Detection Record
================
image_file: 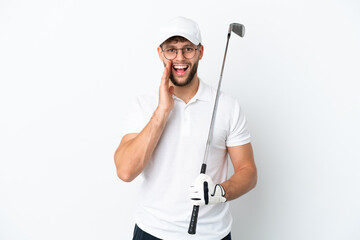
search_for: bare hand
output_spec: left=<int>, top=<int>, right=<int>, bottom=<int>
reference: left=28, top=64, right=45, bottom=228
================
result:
left=158, top=61, right=174, bottom=113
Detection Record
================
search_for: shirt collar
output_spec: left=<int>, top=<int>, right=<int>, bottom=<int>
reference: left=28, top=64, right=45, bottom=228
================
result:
left=193, top=78, right=211, bottom=102
left=172, top=78, right=212, bottom=103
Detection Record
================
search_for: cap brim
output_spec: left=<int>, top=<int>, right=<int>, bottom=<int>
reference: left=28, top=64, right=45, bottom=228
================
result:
left=159, top=32, right=200, bottom=46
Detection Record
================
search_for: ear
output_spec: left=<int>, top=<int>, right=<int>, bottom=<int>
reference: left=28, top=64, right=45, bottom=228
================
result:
left=198, top=45, right=204, bottom=60
left=157, top=46, right=164, bottom=61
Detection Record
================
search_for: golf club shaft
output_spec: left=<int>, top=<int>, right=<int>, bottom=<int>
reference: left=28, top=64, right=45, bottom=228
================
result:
left=188, top=32, right=232, bottom=235
left=203, top=31, right=231, bottom=169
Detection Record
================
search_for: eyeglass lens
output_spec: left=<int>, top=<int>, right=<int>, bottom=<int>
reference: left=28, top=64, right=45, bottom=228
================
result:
left=163, top=47, right=196, bottom=60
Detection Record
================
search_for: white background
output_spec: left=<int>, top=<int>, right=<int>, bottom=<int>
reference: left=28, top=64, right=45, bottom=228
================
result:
left=1, top=0, right=359, bottom=239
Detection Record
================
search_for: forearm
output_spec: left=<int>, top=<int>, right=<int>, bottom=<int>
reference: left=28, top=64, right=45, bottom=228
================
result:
left=114, top=107, right=170, bottom=182
left=221, top=166, right=257, bottom=201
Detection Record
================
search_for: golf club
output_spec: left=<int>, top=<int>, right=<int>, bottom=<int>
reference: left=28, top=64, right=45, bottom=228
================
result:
left=188, top=23, right=245, bottom=235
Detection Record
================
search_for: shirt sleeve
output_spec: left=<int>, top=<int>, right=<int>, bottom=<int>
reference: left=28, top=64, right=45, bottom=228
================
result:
left=226, top=99, right=251, bottom=147
left=120, top=96, right=151, bottom=139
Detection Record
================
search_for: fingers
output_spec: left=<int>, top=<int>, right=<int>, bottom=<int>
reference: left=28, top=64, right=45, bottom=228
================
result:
left=190, top=184, right=204, bottom=206
left=161, top=61, right=172, bottom=87
left=190, top=191, right=201, bottom=199
left=190, top=189, right=205, bottom=206
left=169, top=86, right=174, bottom=94
left=189, top=174, right=215, bottom=206
left=158, top=61, right=174, bottom=112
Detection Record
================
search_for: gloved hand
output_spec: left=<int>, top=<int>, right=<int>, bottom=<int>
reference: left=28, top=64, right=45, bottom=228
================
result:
left=189, top=174, right=227, bottom=206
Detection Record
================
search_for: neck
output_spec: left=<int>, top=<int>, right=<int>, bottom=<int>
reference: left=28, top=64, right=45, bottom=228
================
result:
left=171, top=75, right=200, bottom=104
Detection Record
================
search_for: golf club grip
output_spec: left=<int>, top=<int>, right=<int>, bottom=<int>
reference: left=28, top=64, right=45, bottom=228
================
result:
left=188, top=163, right=206, bottom=234
left=188, top=205, right=199, bottom=234
left=200, top=163, right=207, bottom=174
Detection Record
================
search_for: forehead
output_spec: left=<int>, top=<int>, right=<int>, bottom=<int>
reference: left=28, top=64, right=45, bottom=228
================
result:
left=162, top=38, right=194, bottom=48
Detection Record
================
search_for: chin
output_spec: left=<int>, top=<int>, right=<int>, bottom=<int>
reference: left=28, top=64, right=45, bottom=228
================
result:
left=170, top=76, right=193, bottom=87
left=169, top=61, right=198, bottom=87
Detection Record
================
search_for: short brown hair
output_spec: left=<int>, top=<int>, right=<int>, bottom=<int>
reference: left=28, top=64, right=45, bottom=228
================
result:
left=160, top=36, right=201, bottom=48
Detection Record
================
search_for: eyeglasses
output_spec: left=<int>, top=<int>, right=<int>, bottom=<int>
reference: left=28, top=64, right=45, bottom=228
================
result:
left=161, top=46, right=200, bottom=60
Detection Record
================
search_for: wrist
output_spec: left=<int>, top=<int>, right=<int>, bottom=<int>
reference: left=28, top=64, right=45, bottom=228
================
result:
left=155, top=106, right=172, bottom=117
left=218, top=183, right=228, bottom=201
left=152, top=107, right=171, bottom=125
left=216, top=184, right=227, bottom=201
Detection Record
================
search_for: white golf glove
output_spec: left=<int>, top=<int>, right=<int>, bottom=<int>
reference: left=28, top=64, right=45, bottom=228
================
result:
left=189, top=173, right=227, bottom=206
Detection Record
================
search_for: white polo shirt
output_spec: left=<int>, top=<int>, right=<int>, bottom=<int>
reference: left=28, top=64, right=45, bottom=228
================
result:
left=122, top=79, right=251, bottom=240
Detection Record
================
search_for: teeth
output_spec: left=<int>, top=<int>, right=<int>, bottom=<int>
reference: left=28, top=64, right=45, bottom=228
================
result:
left=173, top=65, right=187, bottom=69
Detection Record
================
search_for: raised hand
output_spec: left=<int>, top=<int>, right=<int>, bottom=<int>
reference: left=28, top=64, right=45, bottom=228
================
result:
left=158, top=61, right=174, bottom=113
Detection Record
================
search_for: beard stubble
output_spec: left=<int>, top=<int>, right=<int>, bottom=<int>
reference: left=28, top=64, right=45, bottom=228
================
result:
left=168, top=61, right=199, bottom=87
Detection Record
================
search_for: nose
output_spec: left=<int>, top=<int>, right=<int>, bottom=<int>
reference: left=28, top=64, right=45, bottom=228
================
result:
left=174, top=49, right=185, bottom=61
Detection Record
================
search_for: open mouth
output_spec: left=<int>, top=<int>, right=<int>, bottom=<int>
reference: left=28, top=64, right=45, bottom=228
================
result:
left=172, top=64, right=189, bottom=76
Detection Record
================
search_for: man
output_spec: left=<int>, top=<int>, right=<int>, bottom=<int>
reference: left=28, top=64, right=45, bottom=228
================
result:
left=114, top=16, right=257, bottom=240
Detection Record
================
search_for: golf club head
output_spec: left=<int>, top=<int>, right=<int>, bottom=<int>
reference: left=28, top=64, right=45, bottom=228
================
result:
left=229, top=23, right=245, bottom=37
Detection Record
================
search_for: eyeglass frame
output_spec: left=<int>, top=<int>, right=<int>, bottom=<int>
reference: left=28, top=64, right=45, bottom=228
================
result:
left=160, top=44, right=201, bottom=60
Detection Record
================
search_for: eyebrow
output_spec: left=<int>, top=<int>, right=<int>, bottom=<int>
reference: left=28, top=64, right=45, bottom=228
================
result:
left=163, top=44, right=195, bottom=49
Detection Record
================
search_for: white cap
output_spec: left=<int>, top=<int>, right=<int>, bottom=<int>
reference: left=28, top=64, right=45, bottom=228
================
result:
left=158, top=16, right=202, bottom=46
